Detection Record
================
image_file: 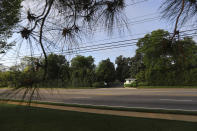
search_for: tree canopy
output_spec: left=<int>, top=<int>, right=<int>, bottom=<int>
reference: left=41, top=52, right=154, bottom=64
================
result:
left=12, top=0, right=127, bottom=80
left=115, top=55, right=130, bottom=82
left=70, top=55, right=95, bottom=87
left=47, top=54, right=69, bottom=80
left=96, top=58, right=116, bottom=84
left=1, top=0, right=197, bottom=101
left=131, top=29, right=197, bottom=86
left=0, top=0, right=22, bottom=53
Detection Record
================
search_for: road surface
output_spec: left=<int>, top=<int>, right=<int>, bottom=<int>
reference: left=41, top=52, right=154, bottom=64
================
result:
left=0, top=88, right=197, bottom=111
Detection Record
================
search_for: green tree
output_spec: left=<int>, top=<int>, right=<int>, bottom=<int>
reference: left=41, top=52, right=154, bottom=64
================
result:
left=0, top=71, right=11, bottom=87
left=20, top=57, right=44, bottom=87
left=0, top=0, right=22, bottom=53
left=40, top=54, right=70, bottom=87
left=71, top=55, right=95, bottom=87
left=129, top=52, right=145, bottom=79
left=134, top=29, right=197, bottom=86
left=47, top=54, right=69, bottom=80
left=17, top=0, right=127, bottom=80
left=115, top=55, right=130, bottom=82
left=96, top=58, right=116, bottom=84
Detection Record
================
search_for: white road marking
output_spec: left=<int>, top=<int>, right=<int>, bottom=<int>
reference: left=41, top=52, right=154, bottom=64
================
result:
left=160, top=99, right=193, bottom=102
left=71, top=97, right=91, bottom=99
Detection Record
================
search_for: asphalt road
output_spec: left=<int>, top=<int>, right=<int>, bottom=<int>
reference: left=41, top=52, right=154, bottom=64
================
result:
left=0, top=88, right=197, bottom=111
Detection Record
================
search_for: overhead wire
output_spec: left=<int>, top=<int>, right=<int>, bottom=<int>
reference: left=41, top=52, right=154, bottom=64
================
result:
left=1, top=32, right=196, bottom=65
left=2, top=0, right=197, bottom=64
left=1, top=28, right=197, bottom=62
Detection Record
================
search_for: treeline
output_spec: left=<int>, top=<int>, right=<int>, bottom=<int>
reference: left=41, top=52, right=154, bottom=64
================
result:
left=132, top=30, right=197, bottom=86
left=0, top=55, right=131, bottom=88
left=0, top=29, right=197, bottom=88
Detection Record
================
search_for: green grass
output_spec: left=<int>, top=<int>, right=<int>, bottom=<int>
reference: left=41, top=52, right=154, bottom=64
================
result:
left=0, top=104, right=197, bottom=131
left=138, top=86, right=197, bottom=88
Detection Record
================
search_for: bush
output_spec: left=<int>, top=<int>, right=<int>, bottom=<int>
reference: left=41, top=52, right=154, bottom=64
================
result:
left=138, top=82, right=148, bottom=86
left=92, top=82, right=105, bottom=88
left=108, top=80, right=123, bottom=87
left=124, top=82, right=137, bottom=87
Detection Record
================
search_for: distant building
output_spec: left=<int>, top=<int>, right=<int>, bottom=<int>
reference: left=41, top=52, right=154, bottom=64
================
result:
left=124, top=78, right=136, bottom=85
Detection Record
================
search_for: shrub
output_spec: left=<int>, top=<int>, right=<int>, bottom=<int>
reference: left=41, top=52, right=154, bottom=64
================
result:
left=138, top=82, right=148, bottom=86
left=108, top=80, right=123, bottom=87
left=124, top=82, right=137, bottom=87
left=92, top=82, right=105, bottom=88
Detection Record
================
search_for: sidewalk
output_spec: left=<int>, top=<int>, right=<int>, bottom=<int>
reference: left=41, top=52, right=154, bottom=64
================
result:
left=2, top=101, right=197, bottom=123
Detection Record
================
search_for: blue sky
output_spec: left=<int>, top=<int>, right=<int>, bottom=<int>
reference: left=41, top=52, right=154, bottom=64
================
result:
left=1, top=0, right=197, bottom=67
left=81, top=0, right=197, bottom=65
left=81, top=0, right=168, bottom=64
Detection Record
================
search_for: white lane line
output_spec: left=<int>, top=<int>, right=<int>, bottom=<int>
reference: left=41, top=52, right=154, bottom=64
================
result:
left=71, top=97, right=91, bottom=99
left=160, top=99, right=193, bottom=102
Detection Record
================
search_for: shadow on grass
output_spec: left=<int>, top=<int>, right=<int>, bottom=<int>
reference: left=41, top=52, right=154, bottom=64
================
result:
left=0, top=103, right=197, bottom=131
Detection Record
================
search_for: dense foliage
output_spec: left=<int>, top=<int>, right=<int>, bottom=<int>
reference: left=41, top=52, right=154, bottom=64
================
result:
left=0, top=30, right=197, bottom=88
left=70, top=55, right=95, bottom=87
left=132, top=29, right=197, bottom=86
left=96, top=58, right=116, bottom=85
left=0, top=55, right=112, bottom=88
left=0, top=0, right=22, bottom=53
left=115, top=55, right=130, bottom=82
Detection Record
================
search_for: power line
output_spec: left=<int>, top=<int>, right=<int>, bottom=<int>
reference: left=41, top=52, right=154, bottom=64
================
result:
left=45, top=13, right=195, bottom=44
left=31, top=28, right=197, bottom=54
left=45, top=14, right=160, bottom=34
left=42, top=27, right=197, bottom=56
left=50, top=33, right=197, bottom=55
left=3, top=29, right=197, bottom=59
left=75, top=23, right=197, bottom=46
left=2, top=33, right=196, bottom=64
left=44, top=0, right=153, bottom=33
left=1, top=30, right=197, bottom=62
left=89, top=16, right=161, bottom=33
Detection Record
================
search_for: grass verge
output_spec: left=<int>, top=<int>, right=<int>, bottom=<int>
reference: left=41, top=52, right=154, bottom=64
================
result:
left=0, top=103, right=197, bottom=131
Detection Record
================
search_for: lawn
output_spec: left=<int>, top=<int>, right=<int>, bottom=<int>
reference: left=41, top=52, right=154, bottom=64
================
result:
left=0, top=104, right=197, bottom=131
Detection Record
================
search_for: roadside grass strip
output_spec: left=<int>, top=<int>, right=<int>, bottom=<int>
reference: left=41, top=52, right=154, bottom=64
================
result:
left=0, top=103, right=197, bottom=131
